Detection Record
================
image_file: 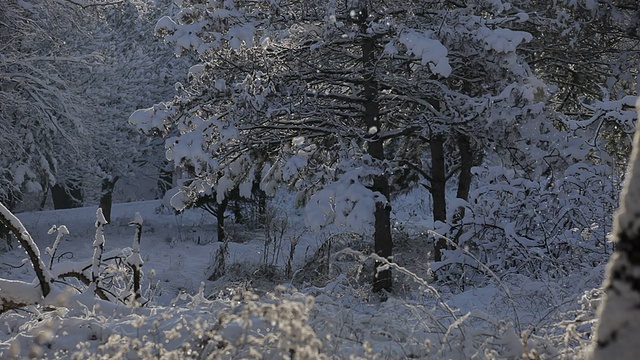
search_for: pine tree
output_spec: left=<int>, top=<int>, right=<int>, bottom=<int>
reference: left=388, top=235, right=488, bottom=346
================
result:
left=133, top=0, right=546, bottom=292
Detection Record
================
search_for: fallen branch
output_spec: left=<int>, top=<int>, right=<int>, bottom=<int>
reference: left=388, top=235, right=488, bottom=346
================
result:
left=0, top=278, right=41, bottom=313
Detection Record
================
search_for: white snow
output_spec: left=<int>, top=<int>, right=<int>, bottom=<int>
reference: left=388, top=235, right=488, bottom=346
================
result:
left=45, top=225, right=68, bottom=258
left=475, top=27, right=533, bottom=53
left=128, top=102, right=175, bottom=135
left=188, top=63, right=205, bottom=79
left=130, top=212, right=143, bottom=227
left=612, top=97, right=640, bottom=237
left=226, top=23, right=256, bottom=49
left=388, top=30, right=452, bottom=77
left=0, top=196, right=607, bottom=358
left=0, top=202, right=53, bottom=287
left=305, top=169, right=377, bottom=234
left=292, top=136, right=305, bottom=147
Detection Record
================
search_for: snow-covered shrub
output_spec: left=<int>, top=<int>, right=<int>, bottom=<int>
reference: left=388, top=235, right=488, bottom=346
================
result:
left=0, top=203, right=148, bottom=311
left=424, top=161, right=616, bottom=356
left=65, top=286, right=325, bottom=360
left=438, top=163, right=616, bottom=286
left=208, top=237, right=229, bottom=281
left=293, top=231, right=372, bottom=289
left=262, top=205, right=290, bottom=267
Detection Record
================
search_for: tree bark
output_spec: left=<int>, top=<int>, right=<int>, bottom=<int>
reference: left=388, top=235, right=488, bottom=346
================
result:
left=0, top=195, right=17, bottom=248
left=591, top=116, right=640, bottom=359
left=455, top=135, right=473, bottom=212
left=360, top=14, right=393, bottom=293
left=217, top=197, right=229, bottom=242
left=99, top=176, right=119, bottom=224
left=451, top=135, right=475, bottom=245
left=39, top=184, right=49, bottom=210
left=158, top=161, right=173, bottom=197
left=254, top=180, right=267, bottom=223
left=431, top=135, right=447, bottom=262
left=52, top=181, right=83, bottom=209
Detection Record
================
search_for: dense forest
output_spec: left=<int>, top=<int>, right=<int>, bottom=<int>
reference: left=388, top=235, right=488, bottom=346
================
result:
left=1, top=0, right=640, bottom=358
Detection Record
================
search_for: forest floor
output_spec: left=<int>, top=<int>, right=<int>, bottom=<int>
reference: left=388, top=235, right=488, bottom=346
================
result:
left=0, top=193, right=601, bottom=358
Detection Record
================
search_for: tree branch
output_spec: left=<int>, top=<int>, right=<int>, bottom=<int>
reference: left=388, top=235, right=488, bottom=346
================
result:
left=0, top=202, right=52, bottom=297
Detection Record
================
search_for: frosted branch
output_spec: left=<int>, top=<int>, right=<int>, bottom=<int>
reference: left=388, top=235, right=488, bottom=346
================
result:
left=0, top=202, right=52, bottom=297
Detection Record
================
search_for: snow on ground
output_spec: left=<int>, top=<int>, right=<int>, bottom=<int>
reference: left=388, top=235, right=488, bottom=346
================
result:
left=0, top=192, right=597, bottom=358
left=0, top=200, right=319, bottom=304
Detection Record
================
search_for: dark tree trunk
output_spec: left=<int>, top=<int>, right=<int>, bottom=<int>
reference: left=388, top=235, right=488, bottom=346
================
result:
left=217, top=197, right=229, bottom=242
left=360, top=14, right=393, bottom=293
left=452, top=135, right=477, bottom=244
left=51, top=181, right=83, bottom=210
left=372, top=180, right=393, bottom=292
left=254, top=180, right=267, bottom=223
left=455, top=135, right=473, bottom=208
left=99, top=176, right=119, bottom=224
left=431, top=135, right=447, bottom=262
left=195, top=193, right=230, bottom=242
left=39, top=184, right=49, bottom=210
left=0, top=222, right=9, bottom=242
left=231, top=197, right=244, bottom=224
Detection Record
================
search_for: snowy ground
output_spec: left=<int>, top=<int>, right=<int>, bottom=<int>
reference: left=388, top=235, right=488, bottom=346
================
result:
left=0, top=193, right=600, bottom=359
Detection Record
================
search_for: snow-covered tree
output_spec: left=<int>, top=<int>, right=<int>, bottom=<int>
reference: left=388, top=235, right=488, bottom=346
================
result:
left=525, top=1, right=639, bottom=112
left=78, top=0, right=189, bottom=221
left=507, top=1, right=639, bottom=174
left=590, top=99, right=640, bottom=359
left=422, top=0, right=639, bottom=276
left=0, top=0, right=92, bottom=209
left=133, top=0, right=549, bottom=291
left=0, top=0, right=187, bottom=216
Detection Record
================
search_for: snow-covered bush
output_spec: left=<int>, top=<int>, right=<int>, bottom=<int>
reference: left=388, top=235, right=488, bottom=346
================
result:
left=3, top=265, right=561, bottom=359
left=7, top=286, right=325, bottom=359
left=438, top=163, right=616, bottom=278
left=0, top=202, right=148, bottom=311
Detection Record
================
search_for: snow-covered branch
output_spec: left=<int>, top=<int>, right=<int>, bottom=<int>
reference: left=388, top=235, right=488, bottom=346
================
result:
left=0, top=203, right=148, bottom=311
left=0, top=202, right=52, bottom=298
left=126, top=212, right=144, bottom=304
left=91, top=209, right=107, bottom=288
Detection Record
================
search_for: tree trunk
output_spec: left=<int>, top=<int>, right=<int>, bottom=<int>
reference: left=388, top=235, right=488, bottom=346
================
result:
left=360, top=14, right=393, bottom=293
left=431, top=135, right=447, bottom=262
left=217, top=197, right=229, bottom=242
left=254, top=180, right=267, bottom=224
left=450, top=135, right=475, bottom=244
left=372, top=179, right=393, bottom=292
left=39, top=184, right=49, bottom=210
left=51, top=181, right=83, bottom=210
left=158, top=161, right=173, bottom=197
left=99, top=176, right=119, bottom=224
left=455, top=135, right=473, bottom=212
left=591, top=116, right=640, bottom=359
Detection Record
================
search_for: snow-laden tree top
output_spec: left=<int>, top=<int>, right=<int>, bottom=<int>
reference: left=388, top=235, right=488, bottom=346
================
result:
left=131, top=0, right=545, bottom=234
